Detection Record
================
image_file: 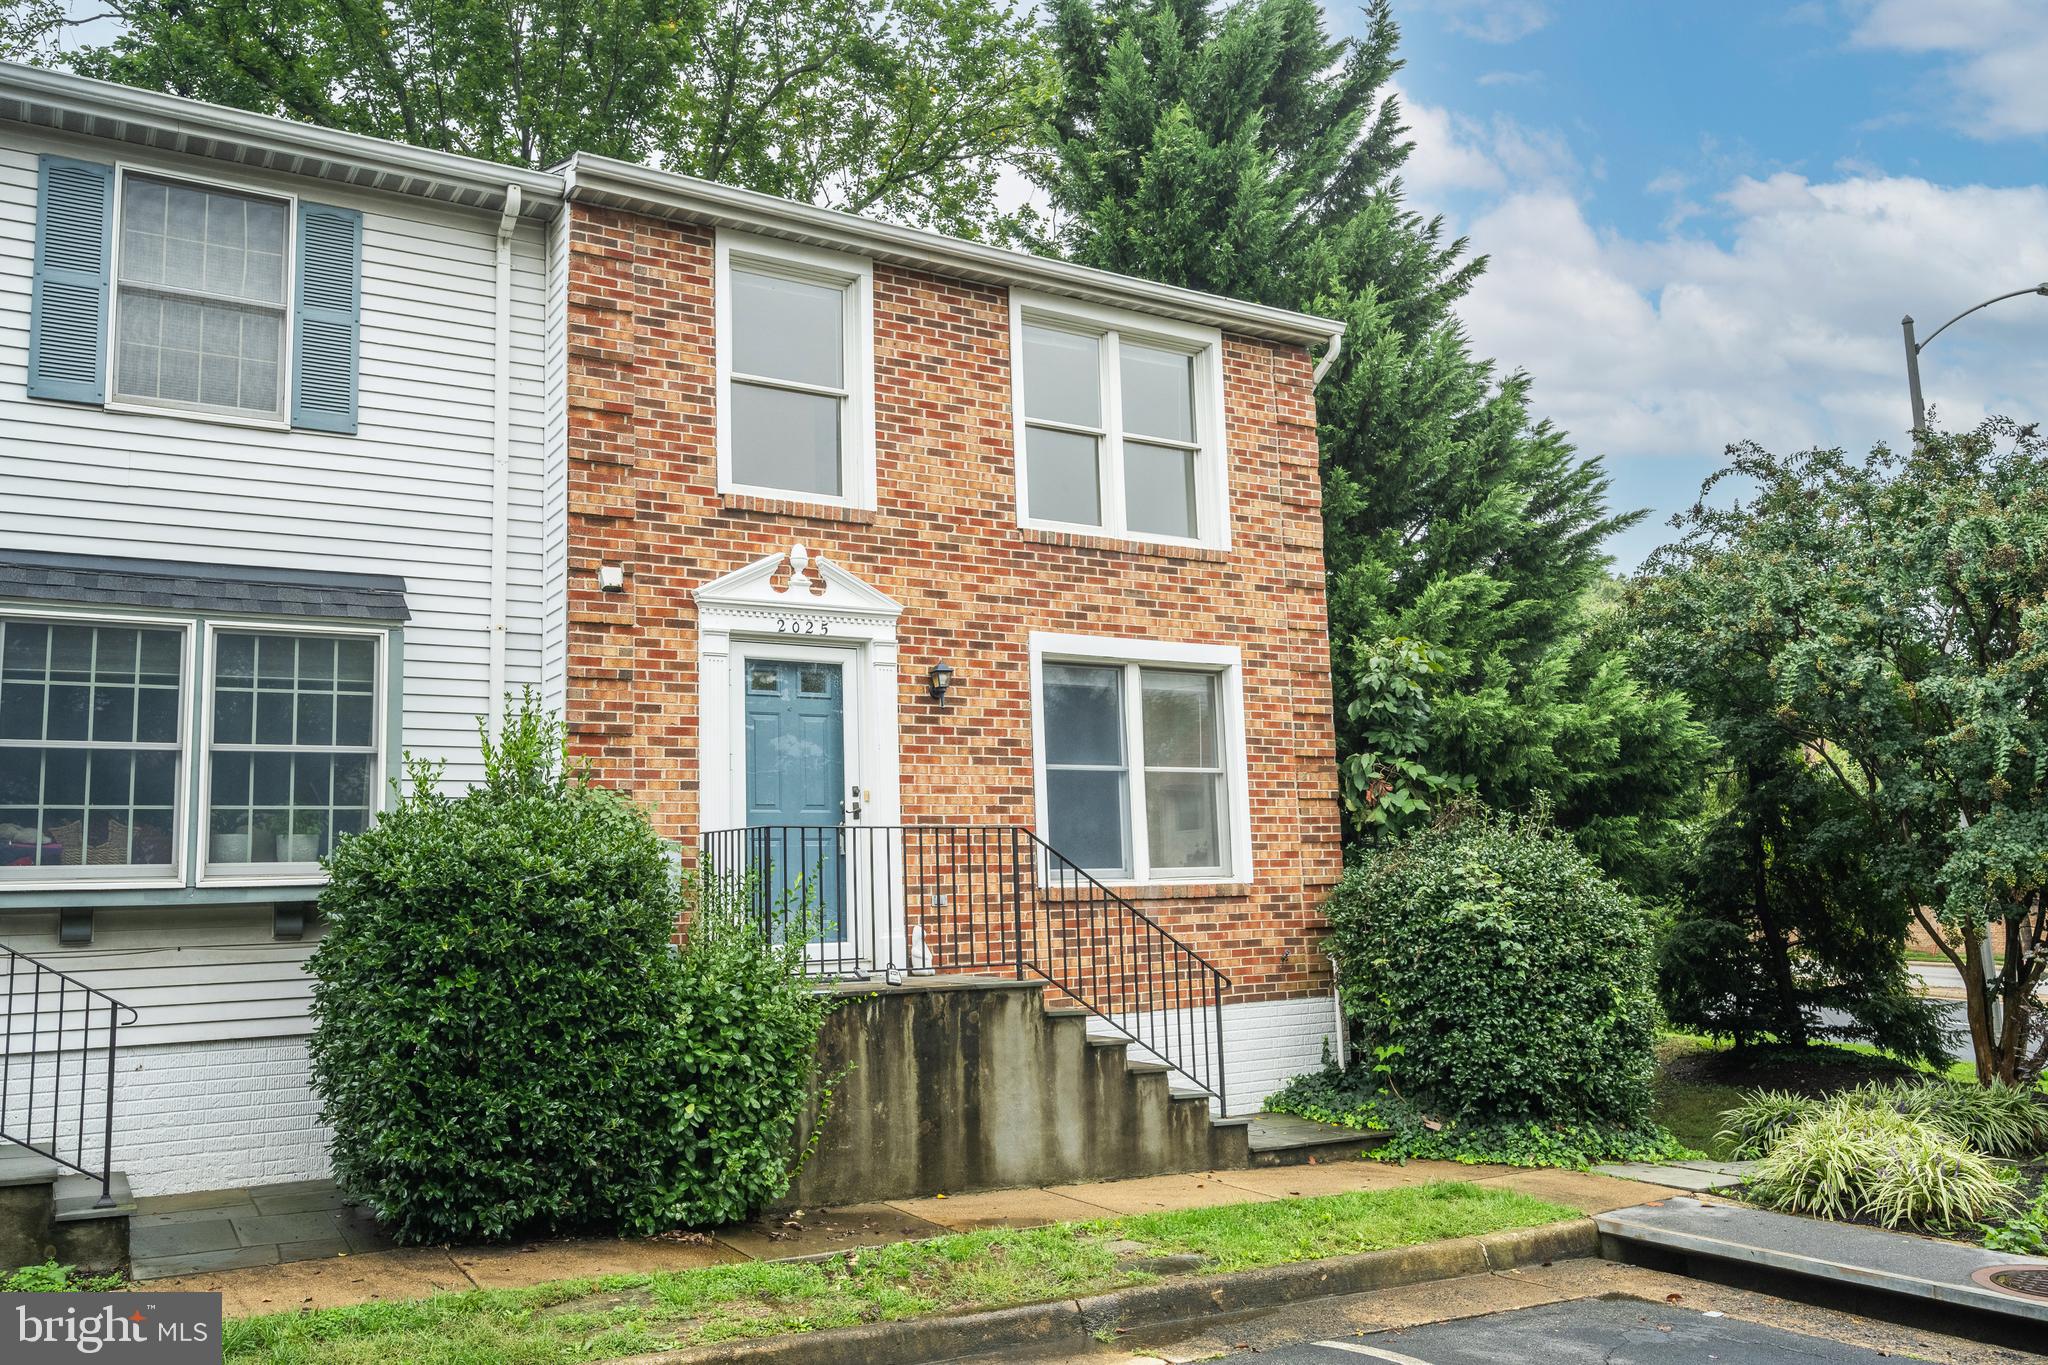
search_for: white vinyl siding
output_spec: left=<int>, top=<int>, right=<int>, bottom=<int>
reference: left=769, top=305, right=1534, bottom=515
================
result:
left=1, top=139, right=550, bottom=787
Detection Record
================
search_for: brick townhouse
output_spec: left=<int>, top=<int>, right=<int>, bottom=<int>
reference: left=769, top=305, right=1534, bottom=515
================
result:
left=0, top=63, right=1348, bottom=1211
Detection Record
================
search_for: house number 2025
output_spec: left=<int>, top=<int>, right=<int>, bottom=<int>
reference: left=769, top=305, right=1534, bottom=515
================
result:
left=776, top=616, right=830, bottom=636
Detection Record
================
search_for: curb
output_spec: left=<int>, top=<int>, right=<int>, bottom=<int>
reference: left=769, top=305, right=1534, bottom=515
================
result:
left=627, top=1218, right=1598, bottom=1364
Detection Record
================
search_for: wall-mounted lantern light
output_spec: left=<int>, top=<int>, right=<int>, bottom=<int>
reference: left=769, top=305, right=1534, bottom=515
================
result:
left=927, top=662, right=955, bottom=703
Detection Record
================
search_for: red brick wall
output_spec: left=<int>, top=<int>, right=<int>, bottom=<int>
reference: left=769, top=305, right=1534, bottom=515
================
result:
left=563, top=205, right=1342, bottom=1003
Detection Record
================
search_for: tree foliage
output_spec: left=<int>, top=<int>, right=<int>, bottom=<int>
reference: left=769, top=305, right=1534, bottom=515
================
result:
left=1634, top=419, right=2048, bottom=1083
left=1031, top=0, right=1706, bottom=881
left=7, top=0, right=1050, bottom=234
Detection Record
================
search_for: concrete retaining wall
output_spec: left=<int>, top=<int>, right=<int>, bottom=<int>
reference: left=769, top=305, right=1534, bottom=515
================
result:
left=785, top=978, right=1244, bottom=1208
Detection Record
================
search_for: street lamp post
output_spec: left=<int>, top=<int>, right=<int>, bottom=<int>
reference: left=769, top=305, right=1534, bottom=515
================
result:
left=1900, top=283, right=2048, bottom=434
left=1899, top=283, right=2047, bottom=1037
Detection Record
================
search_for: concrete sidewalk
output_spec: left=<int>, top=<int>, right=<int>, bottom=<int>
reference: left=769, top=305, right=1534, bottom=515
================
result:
left=137, top=1161, right=1682, bottom=1316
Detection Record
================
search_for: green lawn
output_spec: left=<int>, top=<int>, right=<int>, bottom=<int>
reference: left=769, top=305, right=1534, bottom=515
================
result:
left=1651, top=1034, right=1750, bottom=1159
left=223, top=1183, right=1577, bottom=1365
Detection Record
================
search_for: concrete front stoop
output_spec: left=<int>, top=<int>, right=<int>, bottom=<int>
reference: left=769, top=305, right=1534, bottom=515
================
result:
left=0, top=1148, right=135, bottom=1277
left=782, top=976, right=1373, bottom=1209
left=1597, top=1195, right=2048, bottom=1352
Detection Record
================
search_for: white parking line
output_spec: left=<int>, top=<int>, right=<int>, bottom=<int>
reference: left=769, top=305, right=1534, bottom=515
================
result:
left=1314, top=1341, right=1435, bottom=1364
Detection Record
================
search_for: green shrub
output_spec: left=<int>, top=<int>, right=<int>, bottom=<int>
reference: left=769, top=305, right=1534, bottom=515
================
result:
left=1323, top=806, right=1661, bottom=1132
left=1983, top=1186, right=2048, bottom=1255
left=1748, top=1100, right=2015, bottom=1231
left=1880, top=1080, right=2048, bottom=1160
left=668, top=882, right=834, bottom=1227
left=1267, top=1059, right=1690, bottom=1169
left=2, top=1260, right=123, bottom=1292
left=1716, top=1090, right=1819, bottom=1159
left=1726, top=1079, right=2048, bottom=1162
left=310, top=696, right=827, bottom=1243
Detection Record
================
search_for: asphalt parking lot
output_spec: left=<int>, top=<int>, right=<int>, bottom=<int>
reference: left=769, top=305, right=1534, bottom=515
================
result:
left=1229, top=1297, right=1926, bottom=1364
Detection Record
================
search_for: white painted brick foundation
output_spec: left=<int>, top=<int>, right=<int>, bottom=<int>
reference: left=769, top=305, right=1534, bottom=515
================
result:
left=112, top=1036, right=331, bottom=1196
left=1089, top=992, right=1342, bottom=1115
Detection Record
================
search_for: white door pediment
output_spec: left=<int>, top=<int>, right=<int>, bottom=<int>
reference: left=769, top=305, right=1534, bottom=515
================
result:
left=693, top=543, right=902, bottom=627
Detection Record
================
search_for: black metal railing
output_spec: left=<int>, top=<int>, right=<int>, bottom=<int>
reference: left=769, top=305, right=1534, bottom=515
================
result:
left=0, top=941, right=137, bottom=1207
left=699, top=824, right=1230, bottom=1108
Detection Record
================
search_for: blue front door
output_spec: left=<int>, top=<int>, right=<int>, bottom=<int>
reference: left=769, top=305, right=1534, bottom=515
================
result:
left=744, top=658, right=847, bottom=944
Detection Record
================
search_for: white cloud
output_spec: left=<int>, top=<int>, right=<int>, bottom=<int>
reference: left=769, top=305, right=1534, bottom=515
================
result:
left=1390, top=91, right=2048, bottom=565
left=1432, top=0, right=1552, bottom=44
left=1847, top=0, right=2048, bottom=138
left=1455, top=171, right=2048, bottom=470
left=1395, top=88, right=1579, bottom=200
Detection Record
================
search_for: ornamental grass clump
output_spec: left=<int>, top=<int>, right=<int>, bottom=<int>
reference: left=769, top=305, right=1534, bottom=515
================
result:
left=1716, top=1089, right=1817, bottom=1160
left=1747, top=1099, right=2015, bottom=1232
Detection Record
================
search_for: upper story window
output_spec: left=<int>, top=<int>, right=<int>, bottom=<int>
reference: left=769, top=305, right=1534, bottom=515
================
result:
left=715, top=232, right=875, bottom=508
left=26, top=155, right=364, bottom=434
left=1011, top=292, right=1228, bottom=548
left=114, top=175, right=291, bottom=422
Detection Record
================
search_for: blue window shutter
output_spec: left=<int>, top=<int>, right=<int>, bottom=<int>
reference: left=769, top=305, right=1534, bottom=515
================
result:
left=291, top=202, right=362, bottom=433
left=28, top=156, right=114, bottom=404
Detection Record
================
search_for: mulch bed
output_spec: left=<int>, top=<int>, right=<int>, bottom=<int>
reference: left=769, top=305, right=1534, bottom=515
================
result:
left=1662, top=1043, right=1915, bottom=1100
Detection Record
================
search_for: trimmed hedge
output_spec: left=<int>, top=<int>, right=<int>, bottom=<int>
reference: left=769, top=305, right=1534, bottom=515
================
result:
left=309, top=698, right=827, bottom=1243
left=1323, top=805, right=1660, bottom=1130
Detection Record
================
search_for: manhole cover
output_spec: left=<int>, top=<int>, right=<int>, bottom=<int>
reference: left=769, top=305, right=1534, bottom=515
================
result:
left=1971, top=1264, right=2048, bottom=1300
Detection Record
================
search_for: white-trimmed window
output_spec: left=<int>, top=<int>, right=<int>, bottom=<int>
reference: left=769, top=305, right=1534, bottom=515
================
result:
left=112, top=171, right=293, bottom=423
left=0, top=616, right=188, bottom=883
left=0, top=609, right=388, bottom=891
left=715, top=232, right=875, bottom=507
left=201, top=627, right=382, bottom=879
left=1011, top=291, right=1228, bottom=547
left=1030, top=634, right=1250, bottom=884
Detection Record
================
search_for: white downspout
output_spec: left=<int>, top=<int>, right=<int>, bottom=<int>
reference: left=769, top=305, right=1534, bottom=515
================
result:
left=1312, top=328, right=1344, bottom=385
left=487, top=184, right=521, bottom=737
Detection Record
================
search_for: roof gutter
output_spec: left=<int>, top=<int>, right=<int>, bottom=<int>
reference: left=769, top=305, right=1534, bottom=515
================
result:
left=0, top=60, right=562, bottom=217
left=562, top=155, right=1346, bottom=351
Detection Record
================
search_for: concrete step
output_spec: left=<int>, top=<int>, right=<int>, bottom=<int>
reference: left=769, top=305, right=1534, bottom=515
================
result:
left=0, top=1148, right=62, bottom=1189
left=1598, top=1196, right=2048, bottom=1346
left=1244, top=1111, right=1388, bottom=1167
left=52, top=1171, right=134, bottom=1221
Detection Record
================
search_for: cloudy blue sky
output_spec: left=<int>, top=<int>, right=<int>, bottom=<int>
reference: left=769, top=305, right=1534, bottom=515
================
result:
left=1372, top=0, right=2048, bottom=568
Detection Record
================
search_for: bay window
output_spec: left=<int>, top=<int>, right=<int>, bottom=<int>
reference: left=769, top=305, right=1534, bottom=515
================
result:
left=0, top=607, right=390, bottom=890
left=0, top=618, right=186, bottom=880
left=1032, top=635, right=1248, bottom=884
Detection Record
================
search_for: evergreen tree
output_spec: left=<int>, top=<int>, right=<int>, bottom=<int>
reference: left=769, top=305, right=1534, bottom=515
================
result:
left=1033, top=0, right=1706, bottom=884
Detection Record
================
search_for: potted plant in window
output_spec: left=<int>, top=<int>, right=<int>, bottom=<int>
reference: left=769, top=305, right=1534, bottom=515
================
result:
left=263, top=812, right=321, bottom=864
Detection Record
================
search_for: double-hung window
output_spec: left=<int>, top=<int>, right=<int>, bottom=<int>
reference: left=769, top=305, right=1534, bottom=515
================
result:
left=1032, top=636, right=1248, bottom=884
left=1012, top=293, right=1227, bottom=547
left=716, top=233, right=874, bottom=506
left=0, top=608, right=390, bottom=890
left=203, top=629, right=381, bottom=875
left=114, top=174, right=290, bottom=422
left=26, top=156, right=364, bottom=432
left=0, top=618, right=186, bottom=881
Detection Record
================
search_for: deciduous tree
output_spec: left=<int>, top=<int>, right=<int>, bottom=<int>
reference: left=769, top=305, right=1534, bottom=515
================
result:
left=1636, top=420, right=2048, bottom=1083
